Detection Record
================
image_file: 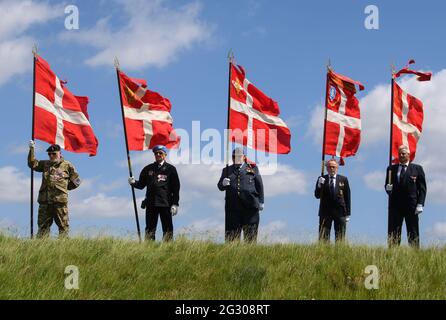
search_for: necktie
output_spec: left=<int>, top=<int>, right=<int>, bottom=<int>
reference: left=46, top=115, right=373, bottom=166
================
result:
left=400, top=165, right=407, bottom=182
left=330, top=176, right=335, bottom=195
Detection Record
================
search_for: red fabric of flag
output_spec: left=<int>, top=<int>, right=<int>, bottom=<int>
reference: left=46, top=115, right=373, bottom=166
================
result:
left=229, top=63, right=291, bottom=154
left=118, top=71, right=180, bottom=150
left=324, top=69, right=364, bottom=159
left=392, top=81, right=424, bottom=162
left=34, top=55, right=98, bottom=156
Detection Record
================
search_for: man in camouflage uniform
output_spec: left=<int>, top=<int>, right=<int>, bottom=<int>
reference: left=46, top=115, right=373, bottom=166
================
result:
left=28, top=141, right=81, bottom=238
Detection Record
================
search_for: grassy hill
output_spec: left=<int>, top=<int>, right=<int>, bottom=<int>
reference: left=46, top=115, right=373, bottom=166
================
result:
left=0, top=235, right=445, bottom=299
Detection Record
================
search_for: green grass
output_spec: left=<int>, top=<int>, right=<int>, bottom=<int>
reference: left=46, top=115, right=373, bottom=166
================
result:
left=0, top=235, right=445, bottom=299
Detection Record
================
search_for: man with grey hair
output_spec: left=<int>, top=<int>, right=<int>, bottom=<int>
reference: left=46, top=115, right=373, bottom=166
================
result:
left=385, top=145, right=427, bottom=248
left=315, top=158, right=351, bottom=243
left=218, top=147, right=264, bottom=242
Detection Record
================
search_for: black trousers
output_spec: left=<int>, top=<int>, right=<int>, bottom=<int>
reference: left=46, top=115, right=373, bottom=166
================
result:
left=145, top=206, right=173, bottom=241
left=388, top=209, right=419, bottom=248
left=225, top=208, right=259, bottom=243
left=319, top=216, right=347, bottom=243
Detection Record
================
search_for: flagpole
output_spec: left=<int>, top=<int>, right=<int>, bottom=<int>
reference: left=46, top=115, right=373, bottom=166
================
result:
left=30, top=46, right=37, bottom=239
left=115, top=58, right=142, bottom=242
left=225, top=50, right=234, bottom=171
left=320, top=63, right=331, bottom=176
left=387, top=65, right=396, bottom=185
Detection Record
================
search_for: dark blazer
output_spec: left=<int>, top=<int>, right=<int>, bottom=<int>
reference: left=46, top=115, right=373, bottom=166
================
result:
left=218, top=163, right=264, bottom=210
left=315, top=174, right=351, bottom=217
left=133, top=162, right=180, bottom=207
left=385, top=163, right=426, bottom=215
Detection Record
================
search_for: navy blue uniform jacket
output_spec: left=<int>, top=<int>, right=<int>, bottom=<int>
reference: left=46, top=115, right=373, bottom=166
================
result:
left=133, top=162, right=180, bottom=208
left=315, top=174, right=351, bottom=217
left=218, top=163, right=264, bottom=210
left=385, top=163, right=426, bottom=215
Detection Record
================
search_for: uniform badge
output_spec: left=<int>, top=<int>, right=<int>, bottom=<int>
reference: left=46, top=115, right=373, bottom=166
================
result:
left=339, top=182, right=344, bottom=187
left=410, top=176, right=417, bottom=182
left=157, top=174, right=167, bottom=182
left=148, top=170, right=154, bottom=176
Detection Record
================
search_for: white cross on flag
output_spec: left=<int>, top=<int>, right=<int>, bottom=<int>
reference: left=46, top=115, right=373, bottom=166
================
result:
left=34, top=55, right=98, bottom=156
left=324, top=69, right=364, bottom=160
left=392, top=81, right=424, bottom=162
left=118, top=71, right=180, bottom=151
left=229, top=63, right=291, bottom=154
left=391, top=60, right=431, bottom=162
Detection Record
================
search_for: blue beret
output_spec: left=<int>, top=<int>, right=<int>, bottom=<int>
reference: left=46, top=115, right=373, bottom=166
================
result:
left=152, top=145, right=167, bottom=154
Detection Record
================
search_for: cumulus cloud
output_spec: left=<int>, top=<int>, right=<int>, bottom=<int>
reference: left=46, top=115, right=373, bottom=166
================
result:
left=0, top=166, right=30, bottom=203
left=0, top=0, right=62, bottom=85
left=70, top=193, right=136, bottom=218
left=362, top=170, right=385, bottom=192
left=61, top=0, right=212, bottom=69
left=177, top=218, right=293, bottom=243
left=431, top=222, right=446, bottom=238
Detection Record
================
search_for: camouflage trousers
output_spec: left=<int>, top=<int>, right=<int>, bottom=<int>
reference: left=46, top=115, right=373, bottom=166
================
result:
left=37, top=204, right=69, bottom=238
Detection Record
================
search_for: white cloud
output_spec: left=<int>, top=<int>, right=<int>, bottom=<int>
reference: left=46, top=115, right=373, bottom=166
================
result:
left=431, top=222, right=446, bottom=238
left=177, top=218, right=293, bottom=244
left=61, top=0, right=212, bottom=69
left=258, top=220, right=292, bottom=243
left=0, top=0, right=62, bottom=85
left=261, top=164, right=308, bottom=197
left=71, top=193, right=136, bottom=218
left=177, top=218, right=224, bottom=241
left=306, top=104, right=324, bottom=145
left=0, top=166, right=30, bottom=203
left=363, top=170, right=385, bottom=192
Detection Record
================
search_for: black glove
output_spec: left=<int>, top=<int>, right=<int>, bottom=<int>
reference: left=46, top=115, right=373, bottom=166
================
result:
left=141, top=199, right=147, bottom=209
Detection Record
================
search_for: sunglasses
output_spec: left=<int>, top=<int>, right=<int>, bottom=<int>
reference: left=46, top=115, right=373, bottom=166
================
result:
left=48, top=152, right=57, bottom=156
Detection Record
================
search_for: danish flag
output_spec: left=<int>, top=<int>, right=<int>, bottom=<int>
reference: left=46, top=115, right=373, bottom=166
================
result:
left=391, top=60, right=431, bottom=162
left=324, top=69, right=364, bottom=160
left=34, top=55, right=98, bottom=156
left=229, top=63, right=291, bottom=154
left=118, top=71, right=180, bottom=150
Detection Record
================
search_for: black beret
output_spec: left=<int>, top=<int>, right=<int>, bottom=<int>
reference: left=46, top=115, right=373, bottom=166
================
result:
left=46, top=144, right=61, bottom=152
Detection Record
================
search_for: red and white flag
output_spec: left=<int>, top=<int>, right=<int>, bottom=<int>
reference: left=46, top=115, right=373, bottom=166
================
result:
left=229, top=63, right=291, bottom=154
left=118, top=71, right=180, bottom=150
left=324, top=69, right=364, bottom=160
left=391, top=81, right=424, bottom=162
left=394, top=59, right=432, bottom=82
left=34, top=55, right=98, bottom=156
left=391, top=60, right=430, bottom=162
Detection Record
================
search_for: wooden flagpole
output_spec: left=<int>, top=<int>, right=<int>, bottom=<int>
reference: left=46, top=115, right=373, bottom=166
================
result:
left=320, top=60, right=331, bottom=176
left=30, top=45, right=38, bottom=239
left=115, top=58, right=142, bottom=242
left=387, top=65, right=396, bottom=185
left=225, top=50, right=234, bottom=172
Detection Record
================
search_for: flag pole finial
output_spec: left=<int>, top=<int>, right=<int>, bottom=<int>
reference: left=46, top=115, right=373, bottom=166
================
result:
left=227, top=49, right=234, bottom=64
left=114, top=57, right=120, bottom=69
left=327, top=58, right=332, bottom=71
left=32, top=44, right=38, bottom=57
left=391, top=63, right=396, bottom=77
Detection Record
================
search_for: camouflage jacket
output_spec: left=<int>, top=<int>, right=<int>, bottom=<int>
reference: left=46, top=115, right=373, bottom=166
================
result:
left=28, top=148, right=81, bottom=204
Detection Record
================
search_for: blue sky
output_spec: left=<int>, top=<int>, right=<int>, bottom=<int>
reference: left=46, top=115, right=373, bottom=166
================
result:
left=1, top=0, right=446, bottom=245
